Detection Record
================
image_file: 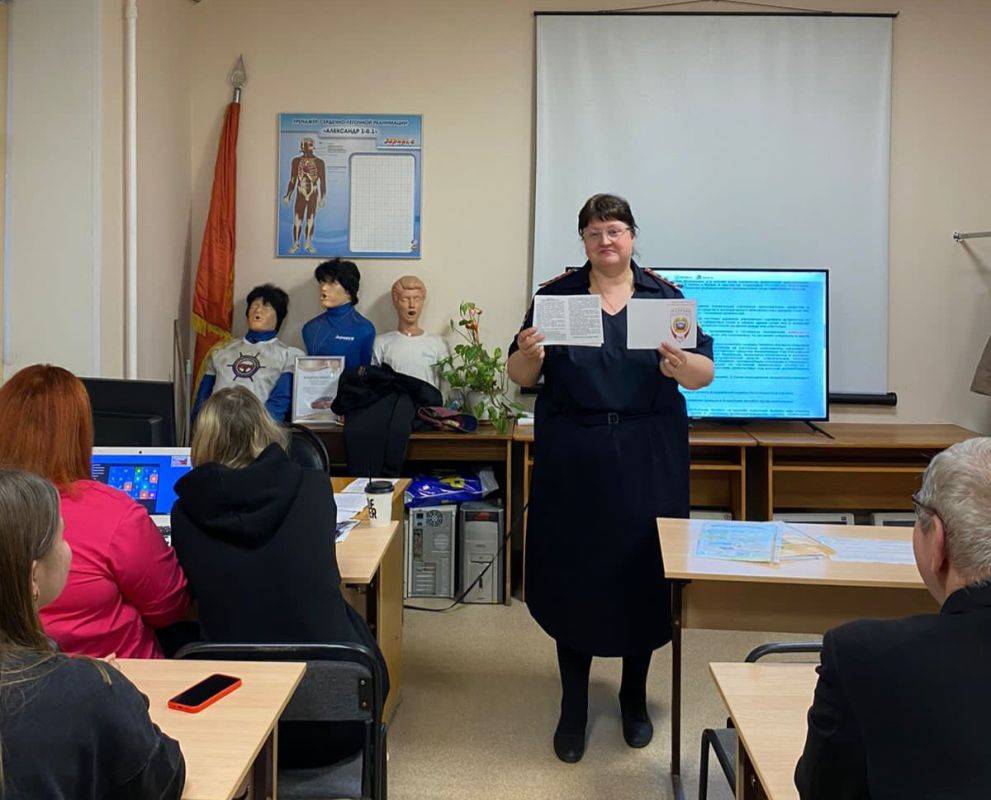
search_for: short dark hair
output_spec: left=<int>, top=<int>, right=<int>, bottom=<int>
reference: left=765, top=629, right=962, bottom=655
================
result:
left=245, top=283, right=289, bottom=332
left=314, top=258, right=361, bottom=304
left=577, top=193, right=638, bottom=237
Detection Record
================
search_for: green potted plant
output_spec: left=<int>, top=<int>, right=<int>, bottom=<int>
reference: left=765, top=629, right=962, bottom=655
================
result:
left=435, top=302, right=522, bottom=434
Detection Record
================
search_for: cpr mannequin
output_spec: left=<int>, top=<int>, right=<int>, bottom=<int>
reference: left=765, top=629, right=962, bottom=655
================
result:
left=193, top=284, right=304, bottom=422
left=372, top=275, right=449, bottom=389
left=301, top=259, right=376, bottom=367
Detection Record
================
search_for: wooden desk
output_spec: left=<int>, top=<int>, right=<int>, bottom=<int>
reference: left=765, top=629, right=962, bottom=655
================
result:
left=709, top=663, right=816, bottom=800
left=314, top=425, right=514, bottom=604
left=117, top=659, right=305, bottom=800
left=659, top=518, right=936, bottom=799
left=332, top=477, right=407, bottom=722
left=746, top=423, right=978, bottom=519
left=512, top=423, right=754, bottom=599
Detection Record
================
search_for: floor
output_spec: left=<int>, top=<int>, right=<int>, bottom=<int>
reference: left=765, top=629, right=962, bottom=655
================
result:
left=388, top=601, right=820, bottom=800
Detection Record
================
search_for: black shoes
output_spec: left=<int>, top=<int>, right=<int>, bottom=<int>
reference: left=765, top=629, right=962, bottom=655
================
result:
left=619, top=695, right=654, bottom=748
left=553, top=698, right=654, bottom=761
left=553, top=722, right=587, bottom=763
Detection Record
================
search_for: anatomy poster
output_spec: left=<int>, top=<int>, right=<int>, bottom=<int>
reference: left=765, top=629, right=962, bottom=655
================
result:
left=277, top=113, right=422, bottom=259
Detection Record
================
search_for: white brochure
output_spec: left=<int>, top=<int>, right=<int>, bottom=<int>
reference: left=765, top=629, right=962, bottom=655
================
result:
left=533, top=295, right=604, bottom=347
left=627, top=298, right=697, bottom=350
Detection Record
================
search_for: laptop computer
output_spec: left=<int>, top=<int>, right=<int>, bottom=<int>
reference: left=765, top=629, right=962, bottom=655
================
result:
left=90, top=447, right=193, bottom=543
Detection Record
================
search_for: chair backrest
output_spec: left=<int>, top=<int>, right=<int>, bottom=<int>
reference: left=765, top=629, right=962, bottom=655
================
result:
left=175, top=642, right=385, bottom=799
left=286, top=424, right=330, bottom=475
left=745, top=642, right=823, bottom=663
left=173, top=641, right=384, bottom=723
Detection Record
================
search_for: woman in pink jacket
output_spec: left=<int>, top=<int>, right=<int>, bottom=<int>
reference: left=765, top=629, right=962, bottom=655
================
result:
left=0, top=365, right=190, bottom=658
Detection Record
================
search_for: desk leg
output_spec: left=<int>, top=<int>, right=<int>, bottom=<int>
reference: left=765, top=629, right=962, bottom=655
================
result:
left=378, top=525, right=404, bottom=723
left=737, top=738, right=767, bottom=800
left=250, top=728, right=275, bottom=799
left=504, top=439, right=513, bottom=606
left=671, top=579, right=685, bottom=800
left=521, top=441, right=531, bottom=602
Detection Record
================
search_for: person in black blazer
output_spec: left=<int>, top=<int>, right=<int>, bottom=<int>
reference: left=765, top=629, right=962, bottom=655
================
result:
left=171, top=386, right=387, bottom=766
left=796, top=436, right=991, bottom=800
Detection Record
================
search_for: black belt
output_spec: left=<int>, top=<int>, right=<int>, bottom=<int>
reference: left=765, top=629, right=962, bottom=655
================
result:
left=562, top=410, right=657, bottom=427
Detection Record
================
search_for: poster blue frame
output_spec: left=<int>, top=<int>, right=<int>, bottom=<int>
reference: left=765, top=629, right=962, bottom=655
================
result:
left=276, top=113, right=422, bottom=259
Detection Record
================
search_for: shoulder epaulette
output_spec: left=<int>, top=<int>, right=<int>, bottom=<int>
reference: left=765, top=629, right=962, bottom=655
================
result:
left=539, top=269, right=574, bottom=288
left=643, top=267, right=681, bottom=290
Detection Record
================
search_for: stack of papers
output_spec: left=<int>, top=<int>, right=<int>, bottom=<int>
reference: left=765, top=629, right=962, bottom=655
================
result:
left=695, top=522, right=915, bottom=566
left=334, top=492, right=369, bottom=524
left=335, top=520, right=359, bottom=543
left=696, top=522, right=781, bottom=563
left=812, top=535, right=915, bottom=565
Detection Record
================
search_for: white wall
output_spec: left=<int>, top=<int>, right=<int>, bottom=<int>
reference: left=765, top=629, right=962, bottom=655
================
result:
left=6, top=0, right=991, bottom=433
left=5, top=0, right=102, bottom=377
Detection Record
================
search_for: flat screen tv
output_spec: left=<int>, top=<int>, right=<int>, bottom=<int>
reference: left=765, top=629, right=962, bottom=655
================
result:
left=657, top=268, right=829, bottom=421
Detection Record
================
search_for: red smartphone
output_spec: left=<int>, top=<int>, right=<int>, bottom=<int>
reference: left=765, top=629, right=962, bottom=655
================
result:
left=167, top=673, right=242, bottom=713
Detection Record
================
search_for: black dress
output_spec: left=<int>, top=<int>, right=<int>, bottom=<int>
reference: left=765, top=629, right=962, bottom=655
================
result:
left=510, top=262, right=714, bottom=657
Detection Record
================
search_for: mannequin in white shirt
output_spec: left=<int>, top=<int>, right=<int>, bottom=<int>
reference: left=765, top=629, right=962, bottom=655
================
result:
left=372, top=275, right=449, bottom=389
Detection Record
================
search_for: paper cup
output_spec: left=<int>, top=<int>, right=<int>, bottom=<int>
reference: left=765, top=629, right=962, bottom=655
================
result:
left=364, top=480, right=395, bottom=527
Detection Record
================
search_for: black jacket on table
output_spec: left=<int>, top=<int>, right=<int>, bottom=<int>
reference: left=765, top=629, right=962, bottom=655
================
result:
left=795, top=581, right=991, bottom=800
left=0, top=653, right=184, bottom=798
left=170, top=444, right=385, bottom=684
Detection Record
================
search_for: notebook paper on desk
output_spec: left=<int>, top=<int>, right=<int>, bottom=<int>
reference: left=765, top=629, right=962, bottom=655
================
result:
left=697, top=522, right=780, bottom=563
left=814, top=535, right=915, bottom=565
left=334, top=493, right=368, bottom=523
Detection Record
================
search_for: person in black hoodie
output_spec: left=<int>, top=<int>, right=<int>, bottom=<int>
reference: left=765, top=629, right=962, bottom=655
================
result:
left=171, top=386, right=387, bottom=766
left=0, top=468, right=185, bottom=798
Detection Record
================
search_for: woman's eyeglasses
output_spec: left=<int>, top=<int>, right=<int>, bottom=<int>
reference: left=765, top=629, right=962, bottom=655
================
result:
left=580, top=226, right=631, bottom=243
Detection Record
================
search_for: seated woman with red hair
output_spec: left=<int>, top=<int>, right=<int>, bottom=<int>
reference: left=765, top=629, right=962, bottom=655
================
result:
left=0, top=364, right=190, bottom=658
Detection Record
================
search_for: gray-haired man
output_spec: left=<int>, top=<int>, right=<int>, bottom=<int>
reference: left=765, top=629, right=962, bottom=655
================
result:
left=796, top=437, right=991, bottom=799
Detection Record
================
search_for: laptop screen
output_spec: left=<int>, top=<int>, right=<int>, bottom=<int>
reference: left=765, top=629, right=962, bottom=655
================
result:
left=90, top=449, right=192, bottom=516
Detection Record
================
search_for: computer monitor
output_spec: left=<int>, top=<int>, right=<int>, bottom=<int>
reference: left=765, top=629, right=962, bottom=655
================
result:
left=82, top=378, right=177, bottom=446
left=90, top=447, right=192, bottom=523
left=657, top=268, right=829, bottom=421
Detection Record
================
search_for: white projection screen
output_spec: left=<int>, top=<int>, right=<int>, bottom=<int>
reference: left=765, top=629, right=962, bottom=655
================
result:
left=534, top=13, right=893, bottom=395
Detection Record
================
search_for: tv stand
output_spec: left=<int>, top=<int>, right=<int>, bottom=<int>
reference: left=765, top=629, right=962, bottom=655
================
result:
left=804, top=421, right=834, bottom=439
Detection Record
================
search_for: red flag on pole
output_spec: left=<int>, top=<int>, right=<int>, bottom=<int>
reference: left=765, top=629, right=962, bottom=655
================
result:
left=191, top=101, right=240, bottom=399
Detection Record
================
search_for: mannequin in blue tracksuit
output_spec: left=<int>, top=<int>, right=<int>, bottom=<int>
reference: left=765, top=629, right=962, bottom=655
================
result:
left=301, top=258, right=375, bottom=368
left=193, top=284, right=303, bottom=422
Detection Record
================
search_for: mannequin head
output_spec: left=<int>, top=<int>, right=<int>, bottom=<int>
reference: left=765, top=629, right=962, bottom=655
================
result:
left=245, top=284, right=288, bottom=333
left=314, top=259, right=360, bottom=309
left=391, top=275, right=427, bottom=335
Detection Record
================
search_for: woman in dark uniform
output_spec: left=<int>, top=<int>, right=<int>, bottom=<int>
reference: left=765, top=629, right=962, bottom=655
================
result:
left=507, top=194, right=714, bottom=763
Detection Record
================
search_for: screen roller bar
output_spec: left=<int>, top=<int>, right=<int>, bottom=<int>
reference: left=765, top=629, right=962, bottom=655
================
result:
left=828, top=392, right=897, bottom=406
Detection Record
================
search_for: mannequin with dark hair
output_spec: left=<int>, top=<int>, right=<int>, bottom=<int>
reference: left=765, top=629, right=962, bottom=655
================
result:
left=301, top=259, right=376, bottom=367
left=193, top=283, right=303, bottom=422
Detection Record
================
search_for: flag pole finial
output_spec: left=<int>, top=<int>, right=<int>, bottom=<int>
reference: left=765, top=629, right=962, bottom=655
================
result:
left=228, top=55, right=246, bottom=103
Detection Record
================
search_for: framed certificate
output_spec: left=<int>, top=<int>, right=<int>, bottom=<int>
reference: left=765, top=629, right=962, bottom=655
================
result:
left=291, top=356, right=345, bottom=425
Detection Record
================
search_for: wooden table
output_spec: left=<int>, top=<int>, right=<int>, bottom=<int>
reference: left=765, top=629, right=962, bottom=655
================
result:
left=513, top=423, right=754, bottom=599
left=709, top=662, right=816, bottom=800
left=118, top=659, right=305, bottom=800
left=332, top=477, right=408, bottom=722
left=746, top=423, right=978, bottom=519
left=314, top=425, right=515, bottom=604
left=658, top=518, right=936, bottom=799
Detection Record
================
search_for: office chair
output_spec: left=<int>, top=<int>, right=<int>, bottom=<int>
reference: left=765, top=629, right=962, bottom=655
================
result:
left=287, top=423, right=331, bottom=475
left=175, top=641, right=387, bottom=800
left=698, top=641, right=822, bottom=800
